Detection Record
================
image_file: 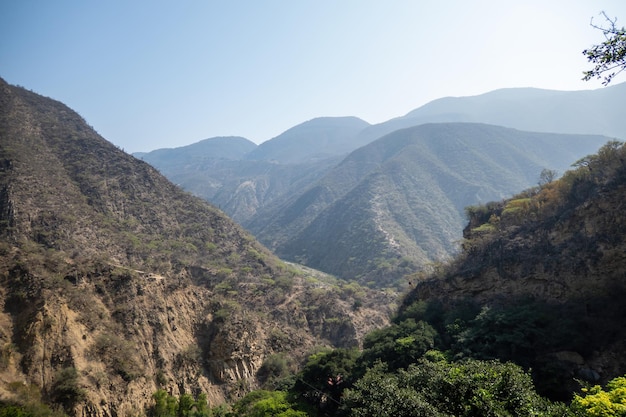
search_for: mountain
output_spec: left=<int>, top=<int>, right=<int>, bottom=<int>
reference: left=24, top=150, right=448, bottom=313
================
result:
left=136, top=153, right=342, bottom=225
left=134, top=117, right=370, bottom=225
left=247, top=123, right=611, bottom=287
left=130, top=83, right=626, bottom=280
left=399, top=140, right=626, bottom=398
left=355, top=82, right=626, bottom=145
left=137, top=136, right=257, bottom=167
left=0, top=79, right=393, bottom=414
left=245, top=116, right=370, bottom=164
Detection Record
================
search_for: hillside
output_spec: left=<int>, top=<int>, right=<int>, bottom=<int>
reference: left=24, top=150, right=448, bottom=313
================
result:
left=133, top=117, right=369, bottom=224
left=247, top=123, right=610, bottom=287
left=136, top=136, right=257, bottom=167
left=398, top=140, right=626, bottom=399
left=0, top=79, right=393, bottom=415
left=239, top=142, right=626, bottom=417
left=355, top=82, right=626, bottom=145
left=244, top=116, right=370, bottom=164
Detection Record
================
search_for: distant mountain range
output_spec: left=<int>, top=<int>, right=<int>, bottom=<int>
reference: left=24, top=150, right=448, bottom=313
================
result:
left=245, top=116, right=370, bottom=164
left=247, top=123, right=609, bottom=286
left=136, top=83, right=623, bottom=286
left=355, top=82, right=626, bottom=145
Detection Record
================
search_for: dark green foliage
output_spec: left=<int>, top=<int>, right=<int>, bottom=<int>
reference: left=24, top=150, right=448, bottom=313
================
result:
left=0, top=404, right=65, bottom=417
left=257, top=354, right=291, bottom=389
left=394, top=297, right=607, bottom=399
left=50, top=367, right=85, bottom=413
left=148, top=391, right=213, bottom=417
left=360, top=319, right=437, bottom=371
left=150, top=390, right=178, bottom=417
left=230, top=390, right=308, bottom=417
left=448, top=300, right=590, bottom=362
left=342, top=358, right=573, bottom=417
left=294, top=348, right=360, bottom=413
left=340, top=362, right=445, bottom=417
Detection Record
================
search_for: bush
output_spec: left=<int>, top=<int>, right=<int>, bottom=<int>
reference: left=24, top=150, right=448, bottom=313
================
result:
left=91, top=333, right=143, bottom=381
left=231, top=390, right=307, bottom=417
left=50, top=367, right=86, bottom=411
left=572, top=375, right=626, bottom=416
left=342, top=358, right=573, bottom=417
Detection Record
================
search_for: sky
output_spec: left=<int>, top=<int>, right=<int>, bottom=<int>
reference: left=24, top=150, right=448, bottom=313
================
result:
left=2, top=1, right=626, bottom=153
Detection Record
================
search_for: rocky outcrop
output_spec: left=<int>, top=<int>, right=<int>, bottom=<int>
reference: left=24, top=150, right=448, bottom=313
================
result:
left=404, top=141, right=626, bottom=391
left=0, top=78, right=393, bottom=415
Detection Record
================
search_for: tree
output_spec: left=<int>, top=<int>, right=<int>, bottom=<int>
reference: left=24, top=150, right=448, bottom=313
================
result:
left=294, top=348, right=360, bottom=412
left=572, top=376, right=626, bottom=416
left=342, top=358, right=572, bottom=417
left=538, top=168, right=558, bottom=187
left=231, top=390, right=307, bottom=417
left=50, top=367, right=86, bottom=412
left=583, top=12, right=626, bottom=85
left=150, top=390, right=178, bottom=417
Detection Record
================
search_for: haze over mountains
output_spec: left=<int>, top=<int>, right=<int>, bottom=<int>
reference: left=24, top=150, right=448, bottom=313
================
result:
left=137, top=83, right=624, bottom=285
left=2, top=75, right=626, bottom=414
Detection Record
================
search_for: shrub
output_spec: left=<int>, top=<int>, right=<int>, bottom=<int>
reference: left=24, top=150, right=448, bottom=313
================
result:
left=50, top=367, right=86, bottom=411
left=572, top=375, right=626, bottom=416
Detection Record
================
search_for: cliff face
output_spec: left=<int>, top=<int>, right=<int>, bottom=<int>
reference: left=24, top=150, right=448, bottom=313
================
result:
left=404, top=141, right=626, bottom=389
left=0, top=79, right=393, bottom=415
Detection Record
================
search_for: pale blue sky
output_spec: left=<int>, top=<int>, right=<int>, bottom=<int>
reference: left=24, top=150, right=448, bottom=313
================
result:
left=2, top=1, right=625, bottom=152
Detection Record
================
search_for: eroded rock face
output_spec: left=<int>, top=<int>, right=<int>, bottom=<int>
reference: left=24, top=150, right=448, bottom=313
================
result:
left=0, top=79, right=394, bottom=415
left=0, top=263, right=393, bottom=415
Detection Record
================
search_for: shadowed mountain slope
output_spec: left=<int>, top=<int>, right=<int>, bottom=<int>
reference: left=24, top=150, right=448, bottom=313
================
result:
left=399, top=140, right=626, bottom=398
left=247, top=123, right=611, bottom=287
left=0, top=79, right=392, bottom=415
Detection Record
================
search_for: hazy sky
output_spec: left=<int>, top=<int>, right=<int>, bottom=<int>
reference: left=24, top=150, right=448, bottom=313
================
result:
left=2, top=1, right=626, bottom=153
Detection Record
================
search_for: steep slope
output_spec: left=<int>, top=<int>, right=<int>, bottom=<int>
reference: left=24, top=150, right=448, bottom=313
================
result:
left=356, top=82, right=626, bottom=145
left=132, top=118, right=369, bottom=224
left=136, top=156, right=341, bottom=225
left=400, top=141, right=626, bottom=397
left=0, top=79, right=393, bottom=415
left=248, top=123, right=610, bottom=287
left=135, top=85, right=625, bottom=230
left=245, top=116, right=370, bottom=164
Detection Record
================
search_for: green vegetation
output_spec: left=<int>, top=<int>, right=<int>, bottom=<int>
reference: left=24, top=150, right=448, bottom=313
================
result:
left=342, top=359, right=570, bottom=417
left=250, top=123, right=609, bottom=288
left=231, top=390, right=308, bottom=417
left=583, top=11, right=626, bottom=85
left=50, top=367, right=86, bottom=413
left=148, top=390, right=216, bottom=417
left=169, top=140, right=625, bottom=416
left=572, top=376, right=626, bottom=416
left=0, top=382, right=67, bottom=417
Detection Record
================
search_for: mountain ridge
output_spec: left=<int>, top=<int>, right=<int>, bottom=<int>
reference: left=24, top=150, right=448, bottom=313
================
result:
left=248, top=123, right=611, bottom=286
left=0, top=78, right=393, bottom=414
left=399, top=140, right=626, bottom=396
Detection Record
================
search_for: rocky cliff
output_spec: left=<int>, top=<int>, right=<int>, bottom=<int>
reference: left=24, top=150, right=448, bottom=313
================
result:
left=0, top=79, right=393, bottom=415
left=402, top=141, right=626, bottom=395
